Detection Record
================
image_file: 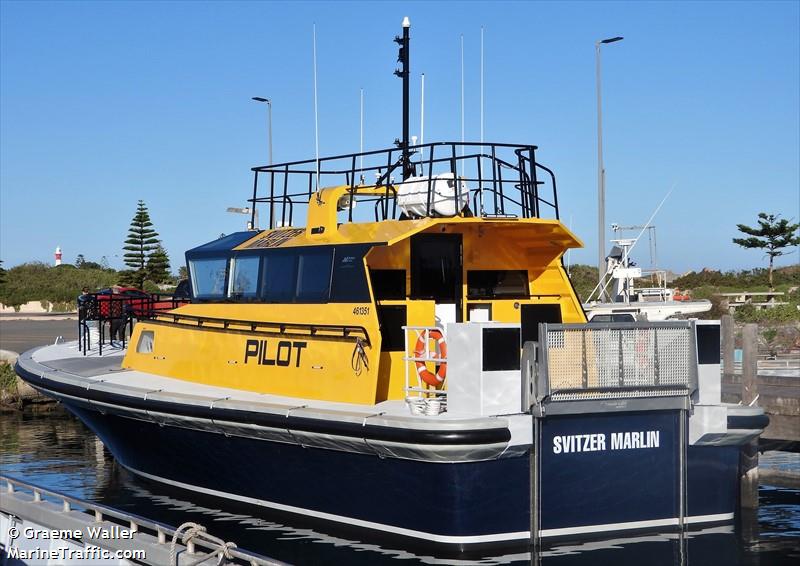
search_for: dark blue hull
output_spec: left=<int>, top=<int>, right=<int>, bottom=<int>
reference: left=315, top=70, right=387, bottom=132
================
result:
left=68, top=405, right=531, bottom=548
left=66, top=404, right=741, bottom=549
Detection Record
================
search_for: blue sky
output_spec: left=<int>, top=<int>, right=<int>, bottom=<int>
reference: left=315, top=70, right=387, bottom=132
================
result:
left=1, top=0, right=798, bottom=274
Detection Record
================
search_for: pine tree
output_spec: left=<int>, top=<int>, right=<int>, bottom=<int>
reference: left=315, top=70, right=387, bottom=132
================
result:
left=733, top=212, right=800, bottom=290
left=75, top=254, right=86, bottom=268
left=121, top=200, right=160, bottom=288
left=146, top=244, right=171, bottom=284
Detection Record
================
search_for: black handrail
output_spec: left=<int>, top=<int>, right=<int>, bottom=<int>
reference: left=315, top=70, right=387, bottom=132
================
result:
left=248, top=141, right=559, bottom=228
left=149, top=312, right=370, bottom=345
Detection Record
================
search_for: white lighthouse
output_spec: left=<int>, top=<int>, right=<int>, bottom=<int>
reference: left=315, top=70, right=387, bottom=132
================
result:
left=54, top=246, right=62, bottom=266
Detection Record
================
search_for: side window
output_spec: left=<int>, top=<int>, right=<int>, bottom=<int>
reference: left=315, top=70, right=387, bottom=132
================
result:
left=189, top=258, right=229, bottom=300
left=261, top=252, right=297, bottom=303
left=467, top=270, right=529, bottom=299
left=331, top=247, right=371, bottom=302
left=370, top=269, right=406, bottom=300
left=229, top=256, right=260, bottom=299
left=296, top=249, right=333, bottom=302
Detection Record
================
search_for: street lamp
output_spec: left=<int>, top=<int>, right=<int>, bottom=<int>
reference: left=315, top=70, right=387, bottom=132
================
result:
left=252, top=97, right=273, bottom=166
left=595, top=36, right=623, bottom=300
left=227, top=206, right=259, bottom=231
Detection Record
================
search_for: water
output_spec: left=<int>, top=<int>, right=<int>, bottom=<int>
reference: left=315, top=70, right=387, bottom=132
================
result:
left=1, top=406, right=798, bottom=565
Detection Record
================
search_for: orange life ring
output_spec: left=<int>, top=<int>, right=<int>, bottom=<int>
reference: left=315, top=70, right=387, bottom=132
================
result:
left=414, top=329, right=447, bottom=387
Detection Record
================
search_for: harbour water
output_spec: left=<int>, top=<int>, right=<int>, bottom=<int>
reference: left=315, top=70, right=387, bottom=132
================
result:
left=1, top=406, right=798, bottom=565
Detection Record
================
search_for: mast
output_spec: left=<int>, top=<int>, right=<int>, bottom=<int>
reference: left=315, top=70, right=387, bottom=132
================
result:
left=395, top=17, right=411, bottom=179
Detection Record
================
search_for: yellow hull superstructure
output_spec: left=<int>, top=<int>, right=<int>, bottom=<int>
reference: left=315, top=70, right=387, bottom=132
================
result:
left=123, top=184, right=584, bottom=405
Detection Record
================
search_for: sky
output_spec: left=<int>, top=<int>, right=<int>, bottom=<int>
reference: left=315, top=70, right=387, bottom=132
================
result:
left=1, top=0, right=798, bottom=274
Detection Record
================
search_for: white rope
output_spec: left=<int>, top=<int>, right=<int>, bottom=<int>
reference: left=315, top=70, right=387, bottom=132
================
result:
left=169, top=521, right=237, bottom=566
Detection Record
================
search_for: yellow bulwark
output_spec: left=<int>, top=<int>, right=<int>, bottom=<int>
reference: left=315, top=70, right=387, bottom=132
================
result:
left=123, top=185, right=585, bottom=405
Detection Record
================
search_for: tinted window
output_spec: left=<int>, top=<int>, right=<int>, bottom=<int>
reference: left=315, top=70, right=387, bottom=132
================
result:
left=230, top=256, right=260, bottom=299
left=370, top=270, right=406, bottom=300
left=262, top=252, right=297, bottom=302
left=410, top=234, right=461, bottom=301
left=296, top=249, right=333, bottom=302
left=331, top=247, right=371, bottom=302
left=190, top=258, right=228, bottom=299
left=482, top=328, right=521, bottom=371
left=377, top=305, right=407, bottom=351
left=696, top=324, right=721, bottom=365
left=467, top=270, right=528, bottom=299
left=521, top=304, right=562, bottom=343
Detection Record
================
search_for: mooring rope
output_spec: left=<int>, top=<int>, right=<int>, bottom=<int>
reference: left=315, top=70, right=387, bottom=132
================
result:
left=169, top=521, right=237, bottom=566
left=351, top=337, right=369, bottom=376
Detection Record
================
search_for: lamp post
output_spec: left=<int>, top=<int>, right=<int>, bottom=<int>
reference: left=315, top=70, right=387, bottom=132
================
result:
left=252, top=97, right=273, bottom=166
left=227, top=206, right=258, bottom=231
left=596, top=36, right=623, bottom=301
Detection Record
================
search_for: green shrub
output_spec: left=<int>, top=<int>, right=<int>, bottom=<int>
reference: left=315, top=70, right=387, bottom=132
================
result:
left=0, top=262, right=119, bottom=308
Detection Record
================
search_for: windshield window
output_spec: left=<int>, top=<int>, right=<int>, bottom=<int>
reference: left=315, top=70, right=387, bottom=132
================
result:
left=190, top=258, right=228, bottom=299
left=229, top=256, right=260, bottom=299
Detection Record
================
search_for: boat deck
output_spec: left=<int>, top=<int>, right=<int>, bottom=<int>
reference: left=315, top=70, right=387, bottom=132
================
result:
left=28, top=341, right=444, bottom=420
left=18, top=341, right=527, bottom=464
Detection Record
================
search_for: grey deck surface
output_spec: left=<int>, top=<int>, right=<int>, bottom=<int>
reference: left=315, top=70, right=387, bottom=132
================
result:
left=40, top=355, right=128, bottom=377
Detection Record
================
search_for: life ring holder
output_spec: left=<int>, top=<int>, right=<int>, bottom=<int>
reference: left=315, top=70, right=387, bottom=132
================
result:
left=414, top=328, right=447, bottom=387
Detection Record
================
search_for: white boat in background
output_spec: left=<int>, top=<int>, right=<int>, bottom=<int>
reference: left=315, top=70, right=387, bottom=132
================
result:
left=584, top=233, right=712, bottom=322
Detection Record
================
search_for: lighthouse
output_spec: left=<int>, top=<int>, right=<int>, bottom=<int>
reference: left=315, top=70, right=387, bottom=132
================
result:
left=54, top=246, right=62, bottom=266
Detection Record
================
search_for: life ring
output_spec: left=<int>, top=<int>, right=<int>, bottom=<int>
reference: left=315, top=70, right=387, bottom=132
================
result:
left=414, top=329, right=447, bottom=387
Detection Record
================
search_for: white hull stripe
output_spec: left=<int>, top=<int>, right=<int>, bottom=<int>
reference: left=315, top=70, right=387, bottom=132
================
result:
left=123, top=464, right=528, bottom=544
left=124, top=464, right=733, bottom=544
left=539, top=513, right=734, bottom=538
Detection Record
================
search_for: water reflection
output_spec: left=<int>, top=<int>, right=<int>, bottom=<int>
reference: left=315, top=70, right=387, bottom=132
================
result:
left=2, top=406, right=798, bottom=565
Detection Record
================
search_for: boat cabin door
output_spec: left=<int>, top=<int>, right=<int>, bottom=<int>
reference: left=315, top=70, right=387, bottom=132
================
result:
left=410, top=233, right=463, bottom=325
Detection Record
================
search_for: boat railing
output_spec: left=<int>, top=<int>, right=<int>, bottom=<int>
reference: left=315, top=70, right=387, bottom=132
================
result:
left=77, top=293, right=189, bottom=356
left=149, top=312, right=370, bottom=344
left=1, top=475, right=284, bottom=565
left=524, top=321, right=699, bottom=408
left=249, top=141, right=559, bottom=229
left=402, top=325, right=447, bottom=415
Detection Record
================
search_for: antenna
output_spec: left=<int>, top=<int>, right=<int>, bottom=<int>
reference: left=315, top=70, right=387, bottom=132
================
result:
left=394, top=17, right=411, bottom=179
left=460, top=34, right=464, bottom=158
left=313, top=23, right=320, bottom=195
left=420, top=73, right=425, bottom=161
left=359, top=88, right=364, bottom=181
left=480, top=26, right=484, bottom=147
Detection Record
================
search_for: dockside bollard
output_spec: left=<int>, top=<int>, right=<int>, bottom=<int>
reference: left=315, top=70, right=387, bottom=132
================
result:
left=740, top=323, right=759, bottom=542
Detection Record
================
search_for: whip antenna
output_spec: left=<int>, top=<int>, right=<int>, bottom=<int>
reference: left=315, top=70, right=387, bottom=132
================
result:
left=420, top=73, right=425, bottom=161
left=480, top=26, right=484, bottom=147
left=313, top=23, right=320, bottom=197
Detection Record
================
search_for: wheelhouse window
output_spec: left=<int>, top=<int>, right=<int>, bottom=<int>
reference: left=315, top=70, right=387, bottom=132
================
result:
left=229, top=256, right=260, bottom=299
left=189, top=257, right=229, bottom=300
left=331, top=247, right=371, bottom=303
left=261, top=252, right=297, bottom=303
left=296, top=249, right=333, bottom=302
left=467, top=270, right=529, bottom=299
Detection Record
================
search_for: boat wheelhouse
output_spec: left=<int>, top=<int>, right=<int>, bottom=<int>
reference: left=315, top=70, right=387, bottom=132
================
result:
left=127, top=141, right=584, bottom=405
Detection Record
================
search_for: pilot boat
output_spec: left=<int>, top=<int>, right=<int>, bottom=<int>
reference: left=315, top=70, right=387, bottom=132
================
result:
left=16, top=19, right=767, bottom=552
